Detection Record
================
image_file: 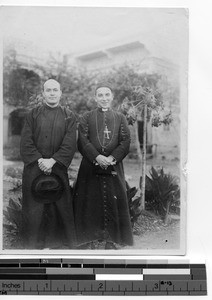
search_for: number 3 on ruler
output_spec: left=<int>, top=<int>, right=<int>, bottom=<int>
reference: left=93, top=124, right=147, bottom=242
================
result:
left=154, top=283, right=159, bottom=290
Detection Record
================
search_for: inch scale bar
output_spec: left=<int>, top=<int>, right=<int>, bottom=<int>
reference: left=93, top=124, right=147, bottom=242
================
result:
left=0, top=279, right=207, bottom=295
left=0, top=259, right=207, bottom=296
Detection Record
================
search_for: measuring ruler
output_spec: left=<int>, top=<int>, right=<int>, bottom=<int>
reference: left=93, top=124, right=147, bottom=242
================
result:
left=0, top=259, right=207, bottom=295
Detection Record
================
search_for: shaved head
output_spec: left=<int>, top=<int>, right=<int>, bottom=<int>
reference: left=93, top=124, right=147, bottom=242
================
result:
left=43, top=79, right=62, bottom=107
left=43, top=79, right=61, bottom=90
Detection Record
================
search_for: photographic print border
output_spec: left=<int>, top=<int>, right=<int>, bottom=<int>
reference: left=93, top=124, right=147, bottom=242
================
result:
left=0, top=3, right=188, bottom=256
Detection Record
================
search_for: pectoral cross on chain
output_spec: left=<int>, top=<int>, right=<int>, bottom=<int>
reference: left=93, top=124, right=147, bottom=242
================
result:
left=104, top=125, right=111, bottom=139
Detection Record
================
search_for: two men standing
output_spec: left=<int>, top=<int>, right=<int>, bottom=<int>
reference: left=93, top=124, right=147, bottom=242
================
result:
left=20, top=79, right=133, bottom=249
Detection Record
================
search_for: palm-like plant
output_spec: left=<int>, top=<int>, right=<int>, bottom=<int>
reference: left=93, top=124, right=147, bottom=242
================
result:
left=144, top=167, right=180, bottom=224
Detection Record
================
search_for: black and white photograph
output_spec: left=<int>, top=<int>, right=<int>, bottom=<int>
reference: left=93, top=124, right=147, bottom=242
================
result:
left=1, top=5, right=188, bottom=254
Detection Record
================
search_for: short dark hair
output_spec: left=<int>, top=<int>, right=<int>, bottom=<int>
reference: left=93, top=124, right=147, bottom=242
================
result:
left=95, top=81, right=113, bottom=94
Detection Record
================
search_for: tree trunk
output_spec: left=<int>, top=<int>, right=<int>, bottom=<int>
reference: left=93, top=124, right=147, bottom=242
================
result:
left=134, top=120, right=143, bottom=163
left=140, top=104, right=147, bottom=210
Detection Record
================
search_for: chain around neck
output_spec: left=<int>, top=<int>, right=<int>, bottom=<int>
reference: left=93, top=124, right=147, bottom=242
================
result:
left=95, top=109, right=115, bottom=152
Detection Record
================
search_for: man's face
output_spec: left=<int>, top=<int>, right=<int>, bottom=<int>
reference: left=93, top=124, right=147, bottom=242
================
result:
left=43, top=80, right=62, bottom=107
left=95, top=87, right=113, bottom=109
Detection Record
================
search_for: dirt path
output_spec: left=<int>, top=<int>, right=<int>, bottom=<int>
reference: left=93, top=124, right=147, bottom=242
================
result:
left=132, top=221, right=180, bottom=250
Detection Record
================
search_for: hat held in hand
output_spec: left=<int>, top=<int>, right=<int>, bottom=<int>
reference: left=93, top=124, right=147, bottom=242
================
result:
left=31, top=173, right=64, bottom=203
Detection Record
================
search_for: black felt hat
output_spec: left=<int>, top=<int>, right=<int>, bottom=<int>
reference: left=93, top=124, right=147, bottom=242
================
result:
left=31, top=173, right=64, bottom=203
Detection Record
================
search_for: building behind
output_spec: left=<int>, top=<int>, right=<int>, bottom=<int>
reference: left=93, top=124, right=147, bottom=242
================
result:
left=3, top=38, right=180, bottom=161
left=72, top=40, right=180, bottom=161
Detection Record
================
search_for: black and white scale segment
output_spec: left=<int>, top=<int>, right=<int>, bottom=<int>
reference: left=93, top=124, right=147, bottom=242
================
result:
left=0, top=259, right=207, bottom=295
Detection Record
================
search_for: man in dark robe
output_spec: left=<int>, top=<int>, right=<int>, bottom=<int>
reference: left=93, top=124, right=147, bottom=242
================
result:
left=20, top=79, right=77, bottom=249
left=74, top=82, right=133, bottom=249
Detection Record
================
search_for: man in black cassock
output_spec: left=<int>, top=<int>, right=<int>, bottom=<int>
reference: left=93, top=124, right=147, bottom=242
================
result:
left=20, top=79, right=77, bottom=249
left=74, top=82, right=133, bottom=249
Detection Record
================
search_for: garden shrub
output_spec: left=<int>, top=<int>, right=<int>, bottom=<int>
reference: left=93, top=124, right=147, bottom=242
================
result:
left=144, top=167, right=180, bottom=222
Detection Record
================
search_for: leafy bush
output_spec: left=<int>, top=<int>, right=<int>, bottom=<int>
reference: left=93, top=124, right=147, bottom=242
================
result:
left=3, top=146, right=22, bottom=161
left=144, top=167, right=180, bottom=223
left=3, top=197, right=23, bottom=248
left=4, top=166, right=23, bottom=179
left=126, top=182, right=142, bottom=228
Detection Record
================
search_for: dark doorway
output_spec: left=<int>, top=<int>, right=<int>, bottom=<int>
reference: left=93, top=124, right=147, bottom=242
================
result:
left=9, top=108, right=28, bottom=136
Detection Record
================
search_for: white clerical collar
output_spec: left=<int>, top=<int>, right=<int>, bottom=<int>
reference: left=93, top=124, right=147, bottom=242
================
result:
left=45, top=102, right=59, bottom=108
left=97, top=107, right=111, bottom=113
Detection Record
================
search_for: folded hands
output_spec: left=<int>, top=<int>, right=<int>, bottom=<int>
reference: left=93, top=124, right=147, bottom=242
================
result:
left=38, top=158, right=56, bottom=175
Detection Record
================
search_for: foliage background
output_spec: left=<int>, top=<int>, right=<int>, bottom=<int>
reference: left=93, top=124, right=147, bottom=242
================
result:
left=3, top=50, right=179, bottom=118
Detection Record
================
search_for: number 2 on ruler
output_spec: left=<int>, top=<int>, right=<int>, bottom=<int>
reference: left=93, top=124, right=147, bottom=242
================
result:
left=98, top=283, right=104, bottom=290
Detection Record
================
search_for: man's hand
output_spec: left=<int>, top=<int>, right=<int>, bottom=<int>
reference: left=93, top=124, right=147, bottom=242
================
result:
left=44, top=168, right=52, bottom=175
left=106, top=155, right=116, bottom=165
left=38, top=158, right=56, bottom=173
left=96, top=155, right=110, bottom=169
